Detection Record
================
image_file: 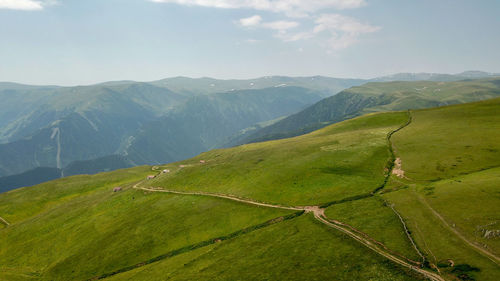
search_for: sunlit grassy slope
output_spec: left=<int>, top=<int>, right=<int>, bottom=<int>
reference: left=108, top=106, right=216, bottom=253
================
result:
left=324, top=196, right=422, bottom=262
left=1, top=97, right=500, bottom=281
left=382, top=98, right=500, bottom=281
left=107, top=215, right=421, bottom=281
left=0, top=167, right=291, bottom=280
left=147, top=111, right=408, bottom=206
left=242, top=77, right=500, bottom=144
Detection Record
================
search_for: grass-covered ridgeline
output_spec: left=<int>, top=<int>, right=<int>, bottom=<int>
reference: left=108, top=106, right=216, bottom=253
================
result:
left=146, top=111, right=409, bottom=206
left=383, top=98, right=500, bottom=280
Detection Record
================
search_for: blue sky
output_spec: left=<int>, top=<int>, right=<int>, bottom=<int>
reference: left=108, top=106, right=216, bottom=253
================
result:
left=0, top=0, right=499, bottom=85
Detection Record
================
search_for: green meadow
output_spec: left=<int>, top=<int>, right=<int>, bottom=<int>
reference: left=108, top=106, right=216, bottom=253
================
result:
left=382, top=98, right=500, bottom=280
left=1, top=97, right=499, bottom=280
left=0, top=168, right=291, bottom=280
left=107, top=215, right=422, bottom=281
left=147, top=111, right=408, bottom=206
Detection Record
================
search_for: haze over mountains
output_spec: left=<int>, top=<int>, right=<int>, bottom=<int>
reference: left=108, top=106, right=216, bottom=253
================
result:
left=0, top=71, right=499, bottom=192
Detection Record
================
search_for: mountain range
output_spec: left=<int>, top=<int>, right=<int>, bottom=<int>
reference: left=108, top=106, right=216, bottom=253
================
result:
left=1, top=71, right=499, bottom=192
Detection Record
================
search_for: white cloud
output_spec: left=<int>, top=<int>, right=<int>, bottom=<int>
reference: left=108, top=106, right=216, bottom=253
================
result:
left=313, top=14, right=380, bottom=50
left=245, top=38, right=260, bottom=44
left=262, top=20, right=299, bottom=31
left=238, top=17, right=301, bottom=41
left=275, top=31, right=313, bottom=42
left=0, top=0, right=43, bottom=10
left=155, top=1, right=378, bottom=51
left=151, top=0, right=366, bottom=16
left=314, top=14, right=380, bottom=34
left=239, top=15, right=262, bottom=27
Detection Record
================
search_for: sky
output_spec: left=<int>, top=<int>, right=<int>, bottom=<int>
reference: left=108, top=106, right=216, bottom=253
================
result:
left=0, top=0, right=499, bottom=85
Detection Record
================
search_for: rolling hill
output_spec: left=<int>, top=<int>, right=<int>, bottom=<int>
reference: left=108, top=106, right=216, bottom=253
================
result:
left=0, top=82, right=325, bottom=180
left=238, top=77, right=500, bottom=144
left=123, top=86, right=323, bottom=165
left=1, top=73, right=496, bottom=191
left=1, top=97, right=499, bottom=280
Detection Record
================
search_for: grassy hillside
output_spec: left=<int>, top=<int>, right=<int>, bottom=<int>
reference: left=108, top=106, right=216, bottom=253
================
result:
left=324, top=196, right=423, bottom=262
left=146, top=111, right=408, bottom=206
left=0, top=167, right=291, bottom=280
left=242, top=77, right=500, bottom=144
left=380, top=98, right=500, bottom=280
left=107, top=215, right=421, bottom=281
left=1, top=97, right=499, bottom=281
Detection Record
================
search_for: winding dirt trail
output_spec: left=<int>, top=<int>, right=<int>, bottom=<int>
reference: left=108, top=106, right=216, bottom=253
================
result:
left=128, top=115, right=446, bottom=280
left=135, top=184, right=444, bottom=281
left=136, top=186, right=304, bottom=211
left=0, top=216, right=10, bottom=226
left=315, top=213, right=444, bottom=281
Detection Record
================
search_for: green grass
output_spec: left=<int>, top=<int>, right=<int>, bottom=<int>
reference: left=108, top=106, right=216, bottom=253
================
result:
left=106, top=214, right=422, bottom=281
left=381, top=98, right=500, bottom=280
left=424, top=167, right=500, bottom=254
left=383, top=187, right=499, bottom=281
left=324, top=196, right=421, bottom=262
left=0, top=167, right=291, bottom=281
left=0, top=166, right=153, bottom=223
left=2, top=96, right=500, bottom=281
left=390, top=98, right=500, bottom=181
left=354, top=78, right=500, bottom=113
left=146, top=111, right=408, bottom=206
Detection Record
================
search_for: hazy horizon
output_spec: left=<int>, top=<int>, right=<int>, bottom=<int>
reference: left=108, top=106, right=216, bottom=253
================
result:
left=1, top=0, right=499, bottom=86
left=2, top=70, right=499, bottom=88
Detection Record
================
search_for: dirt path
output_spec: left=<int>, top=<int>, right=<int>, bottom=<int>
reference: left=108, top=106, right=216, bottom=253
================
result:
left=315, top=213, right=444, bottom=281
left=136, top=184, right=443, bottom=281
left=128, top=117, right=446, bottom=280
left=135, top=186, right=305, bottom=211
left=418, top=195, right=500, bottom=266
left=0, top=216, right=10, bottom=226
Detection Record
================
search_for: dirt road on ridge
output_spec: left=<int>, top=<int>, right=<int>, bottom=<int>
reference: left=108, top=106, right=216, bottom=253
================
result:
left=134, top=184, right=444, bottom=281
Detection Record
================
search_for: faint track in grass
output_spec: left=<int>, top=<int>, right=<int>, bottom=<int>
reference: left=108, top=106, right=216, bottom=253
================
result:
left=128, top=115, right=445, bottom=280
left=136, top=186, right=304, bottom=211
left=316, top=212, right=444, bottom=281
left=0, top=216, right=9, bottom=226
left=136, top=185, right=444, bottom=281
left=417, top=194, right=500, bottom=266
left=386, top=201, right=426, bottom=263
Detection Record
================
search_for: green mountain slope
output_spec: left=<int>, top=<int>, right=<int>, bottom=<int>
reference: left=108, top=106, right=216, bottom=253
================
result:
left=124, top=86, right=323, bottom=165
left=0, top=155, right=135, bottom=193
left=107, top=215, right=421, bottom=281
left=0, top=89, right=499, bottom=281
left=372, top=71, right=500, bottom=82
left=0, top=83, right=322, bottom=179
left=0, top=73, right=492, bottom=183
left=381, top=98, right=500, bottom=280
left=240, top=77, right=500, bottom=144
left=147, top=111, right=408, bottom=206
left=0, top=84, right=183, bottom=177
